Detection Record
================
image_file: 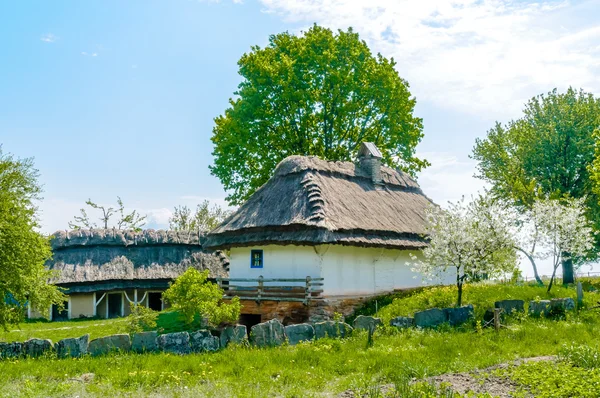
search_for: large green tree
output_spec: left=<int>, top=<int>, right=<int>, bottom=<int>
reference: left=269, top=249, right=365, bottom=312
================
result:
left=0, top=148, right=65, bottom=329
left=472, top=88, right=600, bottom=283
left=211, top=25, right=428, bottom=205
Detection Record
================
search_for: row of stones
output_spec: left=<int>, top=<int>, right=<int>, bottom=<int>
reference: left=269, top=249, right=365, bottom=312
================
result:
left=0, top=319, right=365, bottom=360
left=386, top=297, right=576, bottom=329
left=0, top=327, right=242, bottom=360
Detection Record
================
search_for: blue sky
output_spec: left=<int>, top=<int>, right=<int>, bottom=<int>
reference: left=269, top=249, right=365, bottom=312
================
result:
left=1, top=0, right=599, bottom=275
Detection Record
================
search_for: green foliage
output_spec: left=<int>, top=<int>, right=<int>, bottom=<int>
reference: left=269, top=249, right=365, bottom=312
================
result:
left=589, top=128, right=600, bottom=198
left=346, top=288, right=425, bottom=325
left=162, top=268, right=241, bottom=327
left=376, top=282, right=593, bottom=324
left=497, top=350, right=600, bottom=398
left=2, top=310, right=600, bottom=397
left=559, top=343, right=600, bottom=369
left=155, top=311, right=207, bottom=334
left=211, top=24, right=428, bottom=205
left=2, top=283, right=600, bottom=396
left=472, top=88, right=600, bottom=270
left=126, top=304, right=158, bottom=335
left=69, top=196, right=146, bottom=231
left=0, top=148, right=66, bottom=330
left=168, top=200, right=232, bottom=232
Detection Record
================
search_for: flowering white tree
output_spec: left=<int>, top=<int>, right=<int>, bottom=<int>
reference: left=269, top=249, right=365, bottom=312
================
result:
left=529, top=198, right=595, bottom=291
left=510, top=206, right=545, bottom=285
left=411, top=195, right=517, bottom=307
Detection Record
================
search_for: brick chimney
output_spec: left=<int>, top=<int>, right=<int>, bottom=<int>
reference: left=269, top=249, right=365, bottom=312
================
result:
left=357, top=142, right=383, bottom=185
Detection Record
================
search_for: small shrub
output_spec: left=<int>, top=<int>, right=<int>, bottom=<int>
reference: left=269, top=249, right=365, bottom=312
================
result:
left=126, top=304, right=158, bottom=334
left=162, top=268, right=241, bottom=327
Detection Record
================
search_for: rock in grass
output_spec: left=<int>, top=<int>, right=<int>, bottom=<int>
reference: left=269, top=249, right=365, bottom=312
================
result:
left=131, top=331, right=158, bottom=353
left=88, top=334, right=131, bottom=356
left=352, top=315, right=383, bottom=331
left=494, top=300, right=525, bottom=315
left=551, top=298, right=575, bottom=312
left=314, top=321, right=353, bottom=339
left=0, top=342, right=23, bottom=359
left=250, top=319, right=286, bottom=347
left=285, top=323, right=315, bottom=345
left=190, top=330, right=220, bottom=353
left=389, top=316, right=414, bottom=329
left=56, top=334, right=89, bottom=358
left=23, top=338, right=53, bottom=358
left=528, top=300, right=551, bottom=317
left=157, top=332, right=191, bottom=355
left=220, top=325, right=247, bottom=348
left=414, top=308, right=446, bottom=328
left=444, top=305, right=474, bottom=326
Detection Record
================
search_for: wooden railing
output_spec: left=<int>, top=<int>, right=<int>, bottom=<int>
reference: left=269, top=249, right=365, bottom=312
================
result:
left=216, top=276, right=324, bottom=304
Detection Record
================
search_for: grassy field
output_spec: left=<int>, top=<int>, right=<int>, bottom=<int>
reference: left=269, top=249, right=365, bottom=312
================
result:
left=1, top=282, right=599, bottom=397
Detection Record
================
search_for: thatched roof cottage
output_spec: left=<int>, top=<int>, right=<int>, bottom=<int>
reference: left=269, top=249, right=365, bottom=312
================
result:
left=205, top=143, right=443, bottom=298
left=32, top=229, right=228, bottom=320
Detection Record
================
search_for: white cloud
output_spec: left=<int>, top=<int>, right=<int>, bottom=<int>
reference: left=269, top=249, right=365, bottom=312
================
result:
left=259, top=0, right=600, bottom=117
left=40, top=33, right=57, bottom=43
left=81, top=52, right=98, bottom=57
left=416, top=151, right=486, bottom=206
left=144, top=208, right=173, bottom=228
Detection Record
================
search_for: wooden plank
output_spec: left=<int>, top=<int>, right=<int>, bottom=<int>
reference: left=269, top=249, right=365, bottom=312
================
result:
left=223, top=277, right=325, bottom=282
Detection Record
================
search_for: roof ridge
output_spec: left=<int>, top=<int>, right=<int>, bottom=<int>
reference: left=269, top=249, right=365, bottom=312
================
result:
left=301, top=172, right=326, bottom=224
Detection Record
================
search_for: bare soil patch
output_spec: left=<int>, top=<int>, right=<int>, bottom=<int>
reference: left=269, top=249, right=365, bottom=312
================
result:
left=339, top=356, right=555, bottom=397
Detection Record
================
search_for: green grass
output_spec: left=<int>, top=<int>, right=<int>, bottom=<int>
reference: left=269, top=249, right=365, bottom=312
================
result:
left=1, top=316, right=599, bottom=397
left=376, top=281, right=594, bottom=323
left=0, top=318, right=129, bottom=343
left=494, top=344, right=600, bottom=397
left=0, top=311, right=200, bottom=343
left=1, top=282, right=599, bottom=397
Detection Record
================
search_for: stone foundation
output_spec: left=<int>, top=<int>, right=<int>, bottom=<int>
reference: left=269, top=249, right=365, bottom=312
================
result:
left=232, top=295, right=374, bottom=325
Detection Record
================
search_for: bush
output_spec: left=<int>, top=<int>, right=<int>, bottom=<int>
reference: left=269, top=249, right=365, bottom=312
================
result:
left=126, top=304, right=158, bottom=335
left=162, top=268, right=241, bottom=327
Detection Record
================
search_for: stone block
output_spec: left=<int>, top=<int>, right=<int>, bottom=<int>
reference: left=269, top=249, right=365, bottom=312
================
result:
left=88, top=334, right=131, bottom=356
left=219, top=325, right=247, bottom=348
left=414, top=308, right=446, bottom=328
left=444, top=305, right=474, bottom=326
left=190, top=330, right=220, bottom=353
left=314, top=321, right=353, bottom=339
left=352, top=315, right=383, bottom=331
left=285, top=323, right=315, bottom=345
left=494, top=300, right=525, bottom=315
left=131, top=331, right=158, bottom=353
left=389, top=316, right=414, bottom=329
left=528, top=300, right=551, bottom=317
left=250, top=319, right=286, bottom=347
left=23, top=338, right=53, bottom=358
left=157, top=332, right=190, bottom=355
left=0, top=342, right=23, bottom=359
left=56, top=334, right=89, bottom=358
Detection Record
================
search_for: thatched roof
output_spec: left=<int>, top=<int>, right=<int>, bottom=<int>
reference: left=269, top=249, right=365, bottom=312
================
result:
left=48, top=229, right=229, bottom=288
left=205, top=146, right=434, bottom=250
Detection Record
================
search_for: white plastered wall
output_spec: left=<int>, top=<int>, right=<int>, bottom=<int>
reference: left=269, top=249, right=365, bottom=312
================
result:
left=229, top=244, right=453, bottom=296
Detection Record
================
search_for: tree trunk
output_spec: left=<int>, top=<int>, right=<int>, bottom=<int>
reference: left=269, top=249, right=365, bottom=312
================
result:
left=457, top=281, right=463, bottom=307
left=516, top=247, right=543, bottom=285
left=547, top=263, right=559, bottom=292
left=562, top=253, right=575, bottom=284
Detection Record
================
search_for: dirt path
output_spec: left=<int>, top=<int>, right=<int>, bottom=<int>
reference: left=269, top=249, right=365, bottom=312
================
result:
left=339, top=356, right=555, bottom=398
